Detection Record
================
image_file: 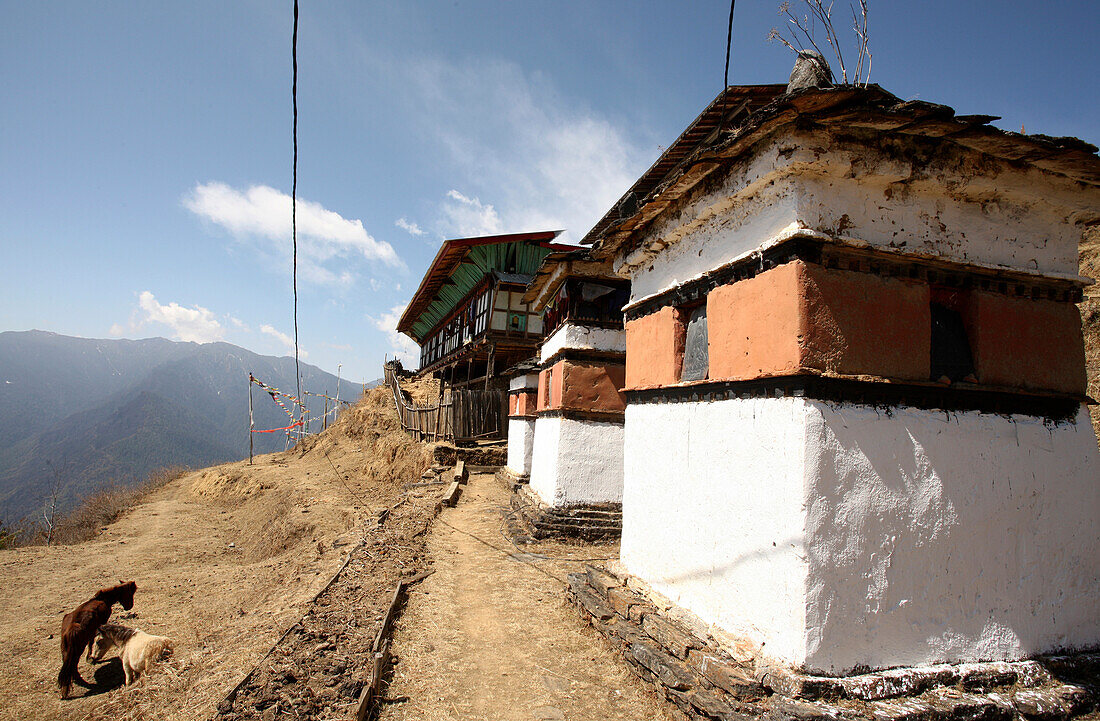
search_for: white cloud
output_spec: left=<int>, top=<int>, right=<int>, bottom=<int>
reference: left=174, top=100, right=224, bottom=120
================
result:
left=440, top=190, right=504, bottom=238
left=260, top=324, right=308, bottom=359
left=405, top=58, right=651, bottom=242
left=395, top=217, right=425, bottom=236
left=183, top=183, right=402, bottom=285
left=371, top=304, right=419, bottom=366
left=136, top=291, right=226, bottom=343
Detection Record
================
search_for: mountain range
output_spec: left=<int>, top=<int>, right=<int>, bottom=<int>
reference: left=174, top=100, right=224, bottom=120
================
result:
left=0, top=330, right=374, bottom=523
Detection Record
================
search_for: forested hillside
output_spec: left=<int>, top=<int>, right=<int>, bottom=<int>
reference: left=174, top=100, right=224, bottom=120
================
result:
left=0, top=331, right=372, bottom=522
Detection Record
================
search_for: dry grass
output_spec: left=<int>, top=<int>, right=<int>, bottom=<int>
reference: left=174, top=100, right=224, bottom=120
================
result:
left=25, top=466, right=189, bottom=547
left=0, top=378, right=444, bottom=721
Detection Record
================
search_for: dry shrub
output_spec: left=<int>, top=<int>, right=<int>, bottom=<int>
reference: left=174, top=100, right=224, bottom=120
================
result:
left=48, top=466, right=189, bottom=545
left=190, top=466, right=268, bottom=502
left=296, top=385, right=434, bottom=485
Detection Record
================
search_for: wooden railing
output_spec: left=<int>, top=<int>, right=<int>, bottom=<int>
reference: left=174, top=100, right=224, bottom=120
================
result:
left=383, top=362, right=505, bottom=443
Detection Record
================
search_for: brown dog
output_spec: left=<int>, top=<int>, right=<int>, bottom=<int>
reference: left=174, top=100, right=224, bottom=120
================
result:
left=58, top=581, right=137, bottom=698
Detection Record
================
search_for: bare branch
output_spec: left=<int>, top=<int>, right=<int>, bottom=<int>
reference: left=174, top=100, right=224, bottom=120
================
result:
left=769, top=0, right=871, bottom=86
left=768, top=28, right=801, bottom=55
left=784, top=6, right=828, bottom=59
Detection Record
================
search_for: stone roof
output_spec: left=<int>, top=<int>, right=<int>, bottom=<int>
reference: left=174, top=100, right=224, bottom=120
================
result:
left=583, top=84, right=1100, bottom=260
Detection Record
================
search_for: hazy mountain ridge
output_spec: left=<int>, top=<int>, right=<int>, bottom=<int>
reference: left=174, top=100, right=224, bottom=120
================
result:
left=0, top=330, right=374, bottom=522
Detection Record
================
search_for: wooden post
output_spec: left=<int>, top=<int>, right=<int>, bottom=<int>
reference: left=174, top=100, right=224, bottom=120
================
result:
left=248, top=373, right=254, bottom=465
left=433, top=375, right=445, bottom=441
left=484, top=344, right=495, bottom=391
left=334, top=363, right=342, bottom=425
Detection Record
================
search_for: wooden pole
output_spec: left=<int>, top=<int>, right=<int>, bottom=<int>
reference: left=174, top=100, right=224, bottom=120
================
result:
left=248, top=373, right=254, bottom=465
left=434, top=375, right=445, bottom=441
left=334, top=363, right=342, bottom=424
left=484, top=344, right=495, bottom=391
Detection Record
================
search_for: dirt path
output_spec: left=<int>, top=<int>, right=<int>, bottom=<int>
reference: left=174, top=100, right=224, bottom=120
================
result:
left=382, top=473, right=677, bottom=721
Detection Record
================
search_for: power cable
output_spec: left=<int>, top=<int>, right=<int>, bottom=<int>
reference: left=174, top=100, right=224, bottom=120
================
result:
left=323, top=450, right=371, bottom=509
left=717, top=0, right=737, bottom=139
left=292, top=0, right=302, bottom=421
left=724, top=0, right=736, bottom=89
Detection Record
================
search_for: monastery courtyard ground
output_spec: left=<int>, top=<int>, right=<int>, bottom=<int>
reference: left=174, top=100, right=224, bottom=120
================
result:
left=382, top=470, right=676, bottom=721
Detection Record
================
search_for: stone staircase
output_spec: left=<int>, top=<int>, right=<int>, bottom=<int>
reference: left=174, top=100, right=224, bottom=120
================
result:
left=506, top=485, right=622, bottom=543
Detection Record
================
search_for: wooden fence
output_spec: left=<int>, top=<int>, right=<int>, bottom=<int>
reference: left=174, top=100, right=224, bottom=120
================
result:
left=383, top=363, right=505, bottom=443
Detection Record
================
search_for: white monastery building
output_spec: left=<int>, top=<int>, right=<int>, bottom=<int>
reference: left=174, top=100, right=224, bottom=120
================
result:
left=522, top=249, right=630, bottom=509
left=580, top=84, right=1100, bottom=675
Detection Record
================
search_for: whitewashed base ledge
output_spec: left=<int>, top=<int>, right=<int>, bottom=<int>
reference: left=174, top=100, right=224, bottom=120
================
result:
left=567, top=565, right=1099, bottom=721
left=495, top=466, right=529, bottom=489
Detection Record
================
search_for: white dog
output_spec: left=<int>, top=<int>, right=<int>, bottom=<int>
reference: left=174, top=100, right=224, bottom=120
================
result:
left=91, top=623, right=174, bottom=685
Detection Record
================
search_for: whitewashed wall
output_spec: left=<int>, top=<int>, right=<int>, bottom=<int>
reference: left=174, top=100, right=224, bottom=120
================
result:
left=621, top=396, right=1100, bottom=673
left=802, top=401, right=1100, bottom=673
left=540, top=322, right=626, bottom=362
left=530, top=416, right=624, bottom=507
left=619, top=128, right=1092, bottom=303
left=506, top=417, right=536, bottom=476
left=509, top=372, right=540, bottom=391
left=621, top=397, right=812, bottom=665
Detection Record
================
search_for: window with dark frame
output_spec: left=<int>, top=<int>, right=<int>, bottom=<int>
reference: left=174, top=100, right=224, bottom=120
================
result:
left=680, top=303, right=709, bottom=382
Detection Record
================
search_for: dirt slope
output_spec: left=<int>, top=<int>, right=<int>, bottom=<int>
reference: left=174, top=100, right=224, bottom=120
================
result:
left=0, top=384, right=433, bottom=721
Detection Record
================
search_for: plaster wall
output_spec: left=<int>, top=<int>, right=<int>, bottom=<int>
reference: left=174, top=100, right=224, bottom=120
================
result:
left=628, top=260, right=1083, bottom=394
left=621, top=128, right=1091, bottom=303
left=537, top=362, right=564, bottom=411
left=540, top=322, right=627, bottom=362
left=968, top=290, right=1086, bottom=394
left=509, top=372, right=540, bottom=392
left=506, top=417, right=536, bottom=476
left=559, top=362, right=626, bottom=413
left=509, top=391, right=537, bottom=417
left=799, top=264, right=931, bottom=382
left=707, top=263, right=804, bottom=382
left=530, top=415, right=624, bottom=507
left=620, top=397, right=812, bottom=664
left=625, top=306, right=685, bottom=388
left=622, top=395, right=1100, bottom=673
left=802, top=401, right=1100, bottom=674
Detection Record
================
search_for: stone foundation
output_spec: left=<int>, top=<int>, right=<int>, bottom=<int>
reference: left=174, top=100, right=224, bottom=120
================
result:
left=507, top=485, right=621, bottom=543
left=567, top=565, right=1099, bottom=721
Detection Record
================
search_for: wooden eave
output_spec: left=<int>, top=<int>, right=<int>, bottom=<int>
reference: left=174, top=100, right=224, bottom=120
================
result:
left=396, top=230, right=571, bottom=342
left=521, top=249, right=620, bottom=310
left=583, top=84, right=1100, bottom=262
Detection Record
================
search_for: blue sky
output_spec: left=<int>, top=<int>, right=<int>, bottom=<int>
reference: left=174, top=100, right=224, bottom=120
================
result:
left=2, top=1, right=1098, bottom=383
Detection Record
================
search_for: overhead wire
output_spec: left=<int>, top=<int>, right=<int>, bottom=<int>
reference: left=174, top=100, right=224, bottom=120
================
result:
left=717, top=0, right=737, bottom=137
left=292, top=0, right=303, bottom=423
left=724, top=0, right=736, bottom=89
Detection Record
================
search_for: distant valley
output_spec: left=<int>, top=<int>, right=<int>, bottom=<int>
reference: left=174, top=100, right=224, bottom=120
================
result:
left=0, top=330, right=375, bottom=523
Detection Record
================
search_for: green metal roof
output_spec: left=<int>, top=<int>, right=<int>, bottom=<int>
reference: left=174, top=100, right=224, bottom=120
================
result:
left=397, top=231, right=570, bottom=342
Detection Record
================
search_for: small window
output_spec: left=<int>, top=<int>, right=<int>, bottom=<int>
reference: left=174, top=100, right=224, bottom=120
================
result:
left=930, top=302, right=974, bottom=382
left=680, top=304, right=709, bottom=382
